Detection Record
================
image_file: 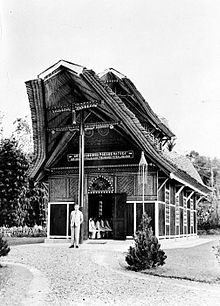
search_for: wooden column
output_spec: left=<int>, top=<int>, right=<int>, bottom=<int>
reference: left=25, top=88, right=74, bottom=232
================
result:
left=78, top=111, right=85, bottom=208
left=155, top=201, right=159, bottom=238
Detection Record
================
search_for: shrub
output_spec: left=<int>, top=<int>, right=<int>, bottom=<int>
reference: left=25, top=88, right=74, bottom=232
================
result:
left=125, top=213, right=167, bottom=271
left=0, top=225, right=47, bottom=238
left=212, top=244, right=220, bottom=263
left=0, top=237, right=10, bottom=258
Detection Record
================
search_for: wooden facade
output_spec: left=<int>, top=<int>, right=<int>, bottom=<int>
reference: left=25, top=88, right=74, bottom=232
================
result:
left=26, top=60, right=210, bottom=240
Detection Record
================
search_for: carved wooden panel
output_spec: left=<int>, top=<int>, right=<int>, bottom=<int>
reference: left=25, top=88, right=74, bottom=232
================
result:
left=136, top=174, right=156, bottom=196
left=88, top=175, right=114, bottom=194
left=165, top=188, right=170, bottom=225
left=117, top=175, right=134, bottom=196
left=159, top=203, right=165, bottom=236
left=190, top=198, right=194, bottom=228
left=175, top=195, right=180, bottom=226
left=50, top=178, right=67, bottom=200
left=183, top=196, right=187, bottom=227
left=69, top=177, right=79, bottom=199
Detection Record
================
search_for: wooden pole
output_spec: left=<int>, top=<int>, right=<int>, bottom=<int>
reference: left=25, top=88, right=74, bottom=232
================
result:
left=142, top=164, right=145, bottom=214
left=78, top=111, right=85, bottom=208
left=139, top=151, right=147, bottom=215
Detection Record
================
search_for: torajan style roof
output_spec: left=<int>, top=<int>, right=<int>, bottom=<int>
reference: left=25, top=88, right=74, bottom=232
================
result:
left=25, top=60, right=210, bottom=195
left=98, top=68, right=174, bottom=138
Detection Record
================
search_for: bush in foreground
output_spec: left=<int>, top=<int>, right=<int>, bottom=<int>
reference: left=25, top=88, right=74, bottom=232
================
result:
left=126, top=213, right=167, bottom=271
left=0, top=237, right=10, bottom=259
left=212, top=244, right=220, bottom=263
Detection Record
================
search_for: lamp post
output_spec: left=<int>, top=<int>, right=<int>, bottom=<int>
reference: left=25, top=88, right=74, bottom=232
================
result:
left=139, top=151, right=148, bottom=214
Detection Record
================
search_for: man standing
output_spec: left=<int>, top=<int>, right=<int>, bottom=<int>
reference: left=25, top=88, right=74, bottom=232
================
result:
left=69, top=204, right=83, bottom=248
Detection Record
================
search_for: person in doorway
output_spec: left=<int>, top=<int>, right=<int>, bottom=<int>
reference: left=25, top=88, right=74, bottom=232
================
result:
left=89, top=218, right=97, bottom=239
left=69, top=203, right=83, bottom=248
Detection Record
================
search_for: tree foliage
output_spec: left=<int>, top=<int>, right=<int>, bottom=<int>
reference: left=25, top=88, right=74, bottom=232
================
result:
left=22, top=180, right=48, bottom=226
left=187, top=151, right=213, bottom=186
left=187, top=150, right=220, bottom=228
left=0, top=111, right=4, bottom=139
left=125, top=213, right=167, bottom=271
left=0, top=136, right=48, bottom=227
left=0, top=138, right=29, bottom=226
left=11, top=117, right=33, bottom=155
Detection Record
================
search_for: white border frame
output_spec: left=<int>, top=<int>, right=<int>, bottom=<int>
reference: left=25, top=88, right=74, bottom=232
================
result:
left=48, top=202, right=75, bottom=239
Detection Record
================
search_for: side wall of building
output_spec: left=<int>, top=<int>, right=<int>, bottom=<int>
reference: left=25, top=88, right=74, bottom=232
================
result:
left=158, top=180, right=197, bottom=238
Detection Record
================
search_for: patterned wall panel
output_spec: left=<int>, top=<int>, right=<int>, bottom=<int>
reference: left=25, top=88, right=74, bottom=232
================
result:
left=165, top=188, right=170, bottom=225
left=183, top=196, right=187, bottom=227
left=117, top=175, right=134, bottom=196
left=175, top=195, right=180, bottom=226
left=136, top=174, right=156, bottom=196
left=69, top=177, right=79, bottom=198
left=50, top=178, right=67, bottom=200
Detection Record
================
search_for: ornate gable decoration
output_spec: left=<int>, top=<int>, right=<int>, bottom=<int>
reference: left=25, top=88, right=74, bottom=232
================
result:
left=88, top=175, right=114, bottom=194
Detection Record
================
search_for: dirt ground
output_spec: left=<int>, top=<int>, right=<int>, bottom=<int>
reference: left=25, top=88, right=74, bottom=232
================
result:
left=0, top=237, right=220, bottom=306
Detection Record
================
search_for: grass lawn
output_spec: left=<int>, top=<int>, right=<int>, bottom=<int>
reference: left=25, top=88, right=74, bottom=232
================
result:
left=3, top=237, right=45, bottom=246
left=141, top=238, right=220, bottom=283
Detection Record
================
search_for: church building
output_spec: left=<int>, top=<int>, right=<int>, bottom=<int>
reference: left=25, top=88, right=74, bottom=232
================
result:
left=25, top=60, right=210, bottom=240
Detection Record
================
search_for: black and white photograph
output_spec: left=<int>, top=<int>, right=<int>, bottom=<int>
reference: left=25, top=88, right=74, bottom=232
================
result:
left=0, top=1, right=220, bottom=305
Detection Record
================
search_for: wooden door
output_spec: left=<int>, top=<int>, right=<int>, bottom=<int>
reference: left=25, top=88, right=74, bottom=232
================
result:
left=50, top=204, right=67, bottom=236
left=126, top=203, right=134, bottom=236
left=113, top=193, right=127, bottom=240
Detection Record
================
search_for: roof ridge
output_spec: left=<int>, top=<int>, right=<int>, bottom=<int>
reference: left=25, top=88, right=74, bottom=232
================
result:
left=98, top=68, right=127, bottom=79
left=38, top=59, right=85, bottom=79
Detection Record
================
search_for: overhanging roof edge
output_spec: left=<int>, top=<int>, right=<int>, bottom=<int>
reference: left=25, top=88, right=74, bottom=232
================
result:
left=170, top=173, right=210, bottom=196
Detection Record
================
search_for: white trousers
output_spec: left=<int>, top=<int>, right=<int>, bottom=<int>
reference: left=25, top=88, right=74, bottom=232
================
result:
left=71, top=225, right=80, bottom=246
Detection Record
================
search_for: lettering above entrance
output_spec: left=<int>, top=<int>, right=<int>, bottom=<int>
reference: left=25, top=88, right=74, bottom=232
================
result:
left=67, top=150, right=134, bottom=162
left=88, top=176, right=114, bottom=194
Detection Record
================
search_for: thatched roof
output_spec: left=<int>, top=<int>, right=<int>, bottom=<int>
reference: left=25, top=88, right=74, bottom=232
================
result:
left=25, top=60, right=210, bottom=195
left=163, top=151, right=204, bottom=185
left=98, top=68, right=174, bottom=138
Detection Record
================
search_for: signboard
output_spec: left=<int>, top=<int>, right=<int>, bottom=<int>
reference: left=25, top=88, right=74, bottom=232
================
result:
left=67, top=150, right=134, bottom=162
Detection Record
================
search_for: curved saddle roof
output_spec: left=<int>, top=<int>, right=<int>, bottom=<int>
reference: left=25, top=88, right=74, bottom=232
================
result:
left=25, top=60, right=210, bottom=195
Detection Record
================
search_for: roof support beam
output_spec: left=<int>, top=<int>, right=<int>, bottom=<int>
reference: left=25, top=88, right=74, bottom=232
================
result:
left=176, top=186, right=185, bottom=196
left=186, top=191, right=194, bottom=202
left=157, top=178, right=168, bottom=193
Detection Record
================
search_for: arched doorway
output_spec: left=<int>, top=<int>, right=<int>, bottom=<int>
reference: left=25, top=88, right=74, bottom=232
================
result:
left=88, top=176, right=126, bottom=239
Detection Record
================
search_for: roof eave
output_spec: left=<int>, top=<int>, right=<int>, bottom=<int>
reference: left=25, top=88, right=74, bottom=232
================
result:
left=25, top=78, right=47, bottom=179
left=170, top=173, right=211, bottom=196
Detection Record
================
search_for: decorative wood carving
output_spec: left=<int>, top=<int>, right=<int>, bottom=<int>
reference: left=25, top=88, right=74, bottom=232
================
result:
left=69, top=177, right=79, bottom=198
left=50, top=178, right=67, bottom=199
left=88, top=175, right=114, bottom=194
left=117, top=175, right=134, bottom=196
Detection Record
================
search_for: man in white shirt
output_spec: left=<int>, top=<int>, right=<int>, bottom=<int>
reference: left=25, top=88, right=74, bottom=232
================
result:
left=69, top=204, right=83, bottom=248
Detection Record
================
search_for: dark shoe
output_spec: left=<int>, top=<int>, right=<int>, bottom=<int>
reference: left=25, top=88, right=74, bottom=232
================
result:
left=69, top=245, right=74, bottom=248
left=76, top=245, right=79, bottom=248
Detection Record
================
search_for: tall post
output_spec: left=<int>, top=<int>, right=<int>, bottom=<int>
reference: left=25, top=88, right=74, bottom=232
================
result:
left=142, top=163, right=145, bottom=214
left=139, top=151, right=148, bottom=215
left=78, top=111, right=85, bottom=208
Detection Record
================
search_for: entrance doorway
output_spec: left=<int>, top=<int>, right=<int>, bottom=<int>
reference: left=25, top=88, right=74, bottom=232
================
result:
left=88, top=193, right=127, bottom=240
left=89, top=194, right=113, bottom=220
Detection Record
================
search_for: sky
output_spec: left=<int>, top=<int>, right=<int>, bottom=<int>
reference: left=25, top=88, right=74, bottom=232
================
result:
left=1, top=0, right=220, bottom=158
